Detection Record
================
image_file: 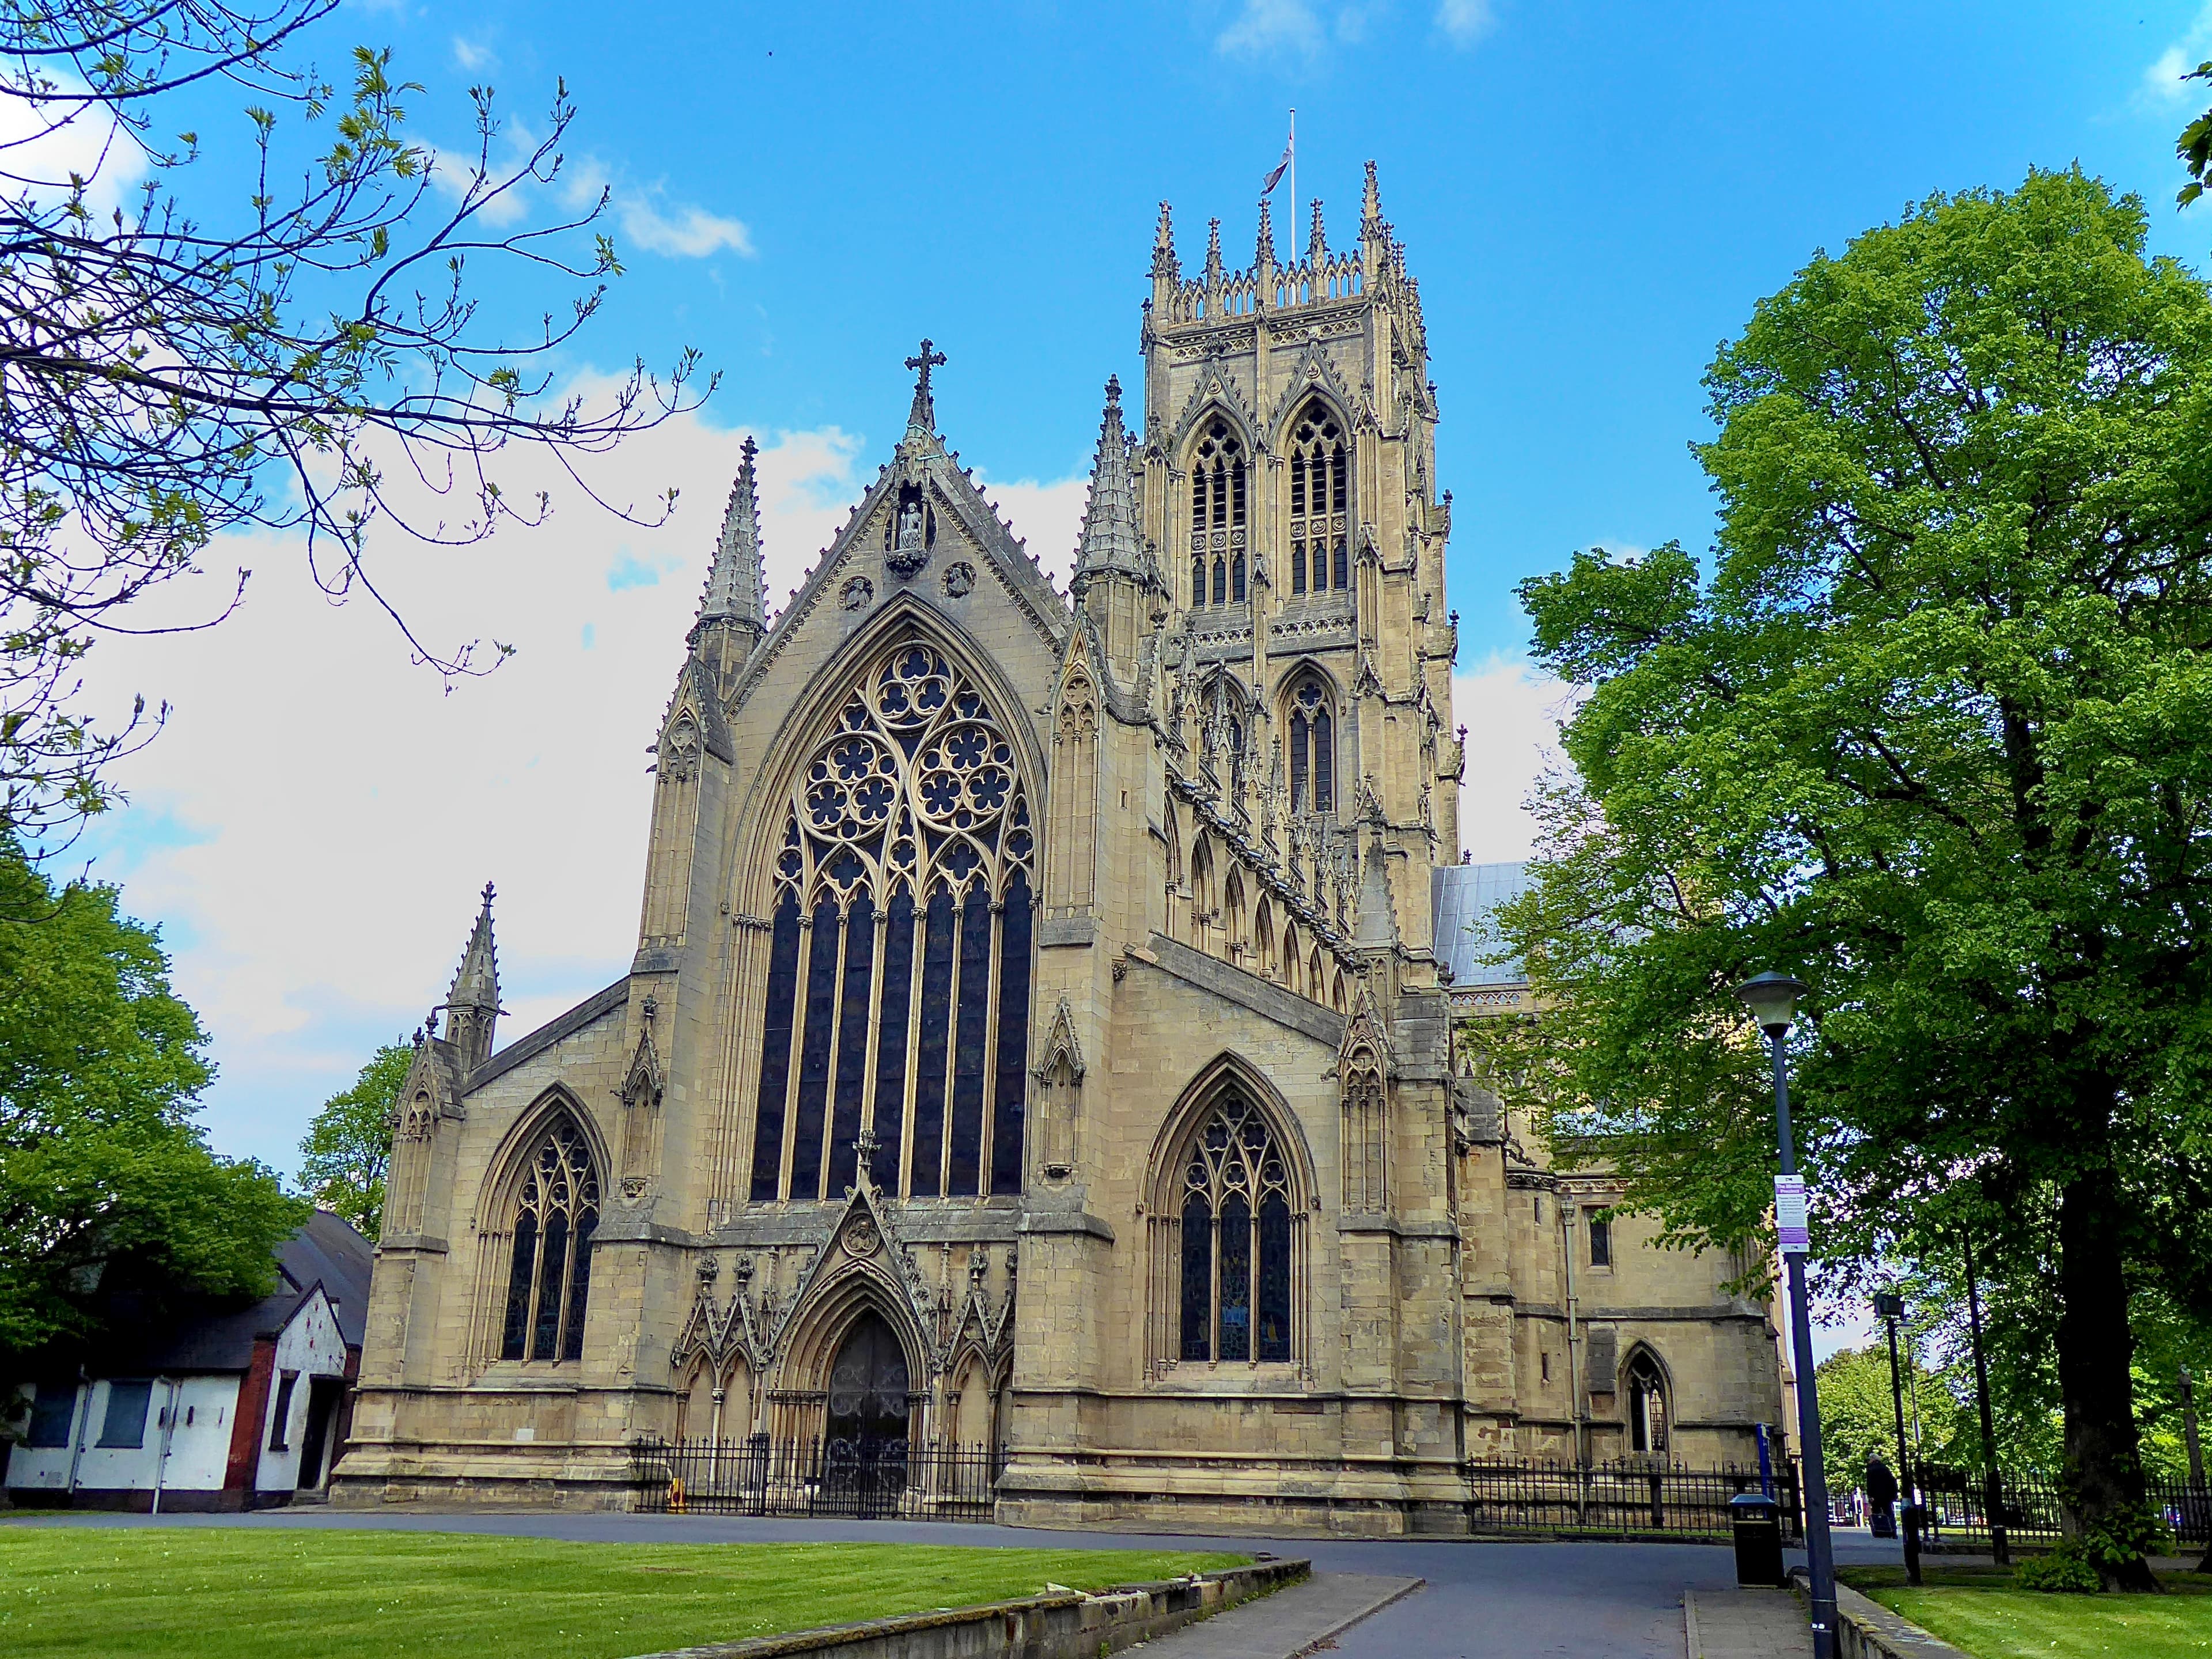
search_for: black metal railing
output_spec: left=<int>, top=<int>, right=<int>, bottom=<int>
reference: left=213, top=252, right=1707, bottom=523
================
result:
left=1465, top=1456, right=1803, bottom=1541
left=1911, top=1464, right=2212, bottom=1549
left=630, top=1435, right=1005, bottom=1521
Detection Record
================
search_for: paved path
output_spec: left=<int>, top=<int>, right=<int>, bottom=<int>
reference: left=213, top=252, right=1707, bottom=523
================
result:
left=0, top=1510, right=1912, bottom=1658
left=1138, top=1573, right=1421, bottom=1659
left=1684, top=1587, right=1813, bottom=1659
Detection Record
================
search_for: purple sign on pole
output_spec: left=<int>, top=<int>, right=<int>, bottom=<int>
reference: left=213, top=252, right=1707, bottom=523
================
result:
left=1775, top=1175, right=1810, bottom=1255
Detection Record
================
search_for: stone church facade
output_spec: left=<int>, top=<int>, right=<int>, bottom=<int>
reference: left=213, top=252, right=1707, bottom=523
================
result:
left=336, top=168, right=1787, bottom=1531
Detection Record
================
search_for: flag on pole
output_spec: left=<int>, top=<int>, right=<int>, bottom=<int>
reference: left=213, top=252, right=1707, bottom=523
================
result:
left=1262, top=123, right=1293, bottom=195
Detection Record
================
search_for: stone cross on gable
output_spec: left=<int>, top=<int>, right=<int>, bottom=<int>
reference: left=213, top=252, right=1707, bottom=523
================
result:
left=905, top=339, right=947, bottom=399
left=904, top=339, right=948, bottom=440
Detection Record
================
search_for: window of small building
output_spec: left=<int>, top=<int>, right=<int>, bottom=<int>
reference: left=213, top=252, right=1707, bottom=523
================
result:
left=268, top=1372, right=297, bottom=1449
left=97, top=1379, right=151, bottom=1449
left=26, top=1380, right=77, bottom=1448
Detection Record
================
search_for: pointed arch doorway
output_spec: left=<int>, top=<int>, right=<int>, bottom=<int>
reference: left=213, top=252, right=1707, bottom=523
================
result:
left=817, top=1310, right=913, bottom=1517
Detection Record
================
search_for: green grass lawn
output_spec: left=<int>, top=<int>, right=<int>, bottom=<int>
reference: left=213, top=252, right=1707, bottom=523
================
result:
left=1842, top=1563, right=2212, bottom=1658
left=0, top=1527, right=1248, bottom=1659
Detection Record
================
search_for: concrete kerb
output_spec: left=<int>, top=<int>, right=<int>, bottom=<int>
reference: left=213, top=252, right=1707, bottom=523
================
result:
left=1787, top=1567, right=1974, bottom=1659
left=622, top=1557, right=1311, bottom=1659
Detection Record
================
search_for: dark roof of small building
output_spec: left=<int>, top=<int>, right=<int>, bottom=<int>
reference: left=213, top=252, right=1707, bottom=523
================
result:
left=1431, top=861, right=1532, bottom=988
left=93, top=1210, right=373, bottom=1374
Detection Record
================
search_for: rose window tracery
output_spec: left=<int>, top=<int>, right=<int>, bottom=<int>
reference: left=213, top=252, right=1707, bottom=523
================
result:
left=748, top=637, right=1035, bottom=1205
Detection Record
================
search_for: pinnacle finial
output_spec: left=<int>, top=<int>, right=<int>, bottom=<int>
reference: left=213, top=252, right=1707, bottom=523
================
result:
left=1255, top=196, right=1277, bottom=267
left=445, top=880, right=500, bottom=1013
left=1071, top=374, right=1141, bottom=588
left=1308, top=197, right=1326, bottom=264
left=1205, top=217, right=1223, bottom=277
left=904, top=338, right=947, bottom=438
left=697, top=435, right=765, bottom=634
left=1362, top=160, right=1383, bottom=232
left=1152, top=201, right=1177, bottom=279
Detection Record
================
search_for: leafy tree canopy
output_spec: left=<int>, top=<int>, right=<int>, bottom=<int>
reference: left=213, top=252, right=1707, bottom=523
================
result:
left=298, top=1039, right=410, bottom=1237
left=1485, top=168, right=2212, bottom=1587
left=0, top=838, right=306, bottom=1380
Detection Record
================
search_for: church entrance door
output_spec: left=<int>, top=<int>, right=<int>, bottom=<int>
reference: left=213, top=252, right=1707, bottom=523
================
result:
left=817, top=1312, right=912, bottom=1517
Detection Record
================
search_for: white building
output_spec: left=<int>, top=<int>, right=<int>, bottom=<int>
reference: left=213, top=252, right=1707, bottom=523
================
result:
left=6, top=1211, right=371, bottom=1512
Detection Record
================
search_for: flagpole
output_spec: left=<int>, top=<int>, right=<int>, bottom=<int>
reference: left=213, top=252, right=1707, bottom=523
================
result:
left=1289, top=108, right=1296, bottom=247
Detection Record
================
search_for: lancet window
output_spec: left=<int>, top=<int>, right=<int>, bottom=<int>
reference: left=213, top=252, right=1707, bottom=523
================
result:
left=499, top=1116, right=600, bottom=1363
left=1286, top=675, right=1335, bottom=813
left=1175, top=1091, right=1295, bottom=1365
left=1627, top=1349, right=1671, bottom=1453
left=747, top=638, right=1035, bottom=1203
left=1188, top=418, right=1247, bottom=608
left=1287, top=402, right=1350, bottom=596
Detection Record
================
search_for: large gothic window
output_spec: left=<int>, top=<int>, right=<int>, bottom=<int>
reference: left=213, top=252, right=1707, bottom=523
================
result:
left=1175, top=1092, right=1294, bottom=1365
left=499, top=1116, right=599, bottom=1363
left=747, top=638, right=1035, bottom=1203
left=1188, top=418, right=1247, bottom=608
left=1627, top=1349, right=1671, bottom=1453
left=1286, top=675, right=1335, bottom=813
left=1287, top=402, right=1350, bottom=596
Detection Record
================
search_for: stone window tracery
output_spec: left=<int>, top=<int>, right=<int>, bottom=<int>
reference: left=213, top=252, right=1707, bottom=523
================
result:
left=1627, top=1348, right=1671, bottom=1453
left=747, top=637, right=1035, bottom=1203
left=1188, top=418, right=1247, bottom=609
left=499, top=1115, right=599, bottom=1363
left=1286, top=675, right=1335, bottom=814
left=1287, top=402, right=1350, bottom=596
left=1172, top=1092, right=1296, bottom=1365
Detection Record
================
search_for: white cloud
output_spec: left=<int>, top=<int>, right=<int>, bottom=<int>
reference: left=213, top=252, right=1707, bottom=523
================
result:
left=564, top=156, right=753, bottom=260
left=969, top=472, right=1089, bottom=592
left=1435, top=0, right=1496, bottom=47
left=1218, top=0, right=1326, bottom=57
left=2141, top=5, right=2212, bottom=108
left=0, top=74, right=150, bottom=223
left=452, top=35, right=495, bottom=72
left=1452, top=653, right=1578, bottom=863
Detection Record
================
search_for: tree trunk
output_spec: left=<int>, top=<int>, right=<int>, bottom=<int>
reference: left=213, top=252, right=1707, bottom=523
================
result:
left=2057, top=1161, right=2160, bottom=1591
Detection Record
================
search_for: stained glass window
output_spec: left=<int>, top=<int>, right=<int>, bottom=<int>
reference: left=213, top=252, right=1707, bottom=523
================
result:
left=744, top=637, right=1036, bottom=1202
left=1175, top=1090, right=1296, bottom=1365
left=500, top=1115, right=600, bottom=1364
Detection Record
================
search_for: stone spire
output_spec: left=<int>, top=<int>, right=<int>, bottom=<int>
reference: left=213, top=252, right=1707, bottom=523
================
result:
left=1071, top=376, right=1142, bottom=593
left=1255, top=196, right=1277, bottom=269
left=1204, top=217, right=1224, bottom=286
left=1152, top=202, right=1178, bottom=280
left=695, top=437, right=765, bottom=638
left=442, top=882, right=501, bottom=1072
left=1361, top=159, right=1384, bottom=236
left=1307, top=197, right=1326, bottom=264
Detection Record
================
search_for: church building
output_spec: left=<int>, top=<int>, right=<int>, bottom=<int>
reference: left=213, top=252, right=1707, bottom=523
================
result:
left=336, top=167, right=1788, bottom=1532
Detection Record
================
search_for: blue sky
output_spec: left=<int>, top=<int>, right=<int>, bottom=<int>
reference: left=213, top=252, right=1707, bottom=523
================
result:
left=56, top=1, right=2212, bottom=1347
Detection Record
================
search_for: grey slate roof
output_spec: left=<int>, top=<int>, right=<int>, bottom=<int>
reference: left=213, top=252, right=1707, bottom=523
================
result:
left=97, top=1210, right=374, bottom=1373
left=1431, top=861, right=1532, bottom=988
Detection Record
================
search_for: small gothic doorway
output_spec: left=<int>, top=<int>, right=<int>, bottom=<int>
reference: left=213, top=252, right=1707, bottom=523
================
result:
left=817, top=1310, right=912, bottom=1517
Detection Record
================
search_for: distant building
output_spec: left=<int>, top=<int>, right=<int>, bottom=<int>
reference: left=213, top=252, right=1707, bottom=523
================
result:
left=6, top=1211, right=372, bottom=1511
left=340, top=170, right=1785, bottom=1528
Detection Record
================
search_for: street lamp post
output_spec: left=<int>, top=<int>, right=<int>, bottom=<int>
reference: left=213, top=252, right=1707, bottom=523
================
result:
left=1873, top=1289, right=1921, bottom=1586
left=1734, top=971, right=1837, bottom=1659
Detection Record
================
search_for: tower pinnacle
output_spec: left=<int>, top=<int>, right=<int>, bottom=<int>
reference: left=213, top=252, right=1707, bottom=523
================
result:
left=442, top=881, right=501, bottom=1072
left=1071, top=376, right=1142, bottom=593
left=1308, top=197, right=1326, bottom=264
left=1152, top=202, right=1178, bottom=279
left=696, top=436, right=765, bottom=638
left=1255, top=196, right=1277, bottom=268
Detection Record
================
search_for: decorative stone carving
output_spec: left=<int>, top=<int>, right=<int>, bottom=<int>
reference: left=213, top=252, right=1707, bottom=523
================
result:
left=942, top=559, right=975, bottom=598
left=841, top=575, right=873, bottom=611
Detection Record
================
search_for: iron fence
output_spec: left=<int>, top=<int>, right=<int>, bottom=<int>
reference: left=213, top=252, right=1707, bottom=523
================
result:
left=1465, top=1456, right=1803, bottom=1541
left=630, top=1435, right=1004, bottom=1521
left=1911, top=1464, right=2212, bottom=1550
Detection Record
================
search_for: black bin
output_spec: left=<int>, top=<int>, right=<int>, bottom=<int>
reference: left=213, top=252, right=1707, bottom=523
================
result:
left=1730, top=1493, right=1785, bottom=1587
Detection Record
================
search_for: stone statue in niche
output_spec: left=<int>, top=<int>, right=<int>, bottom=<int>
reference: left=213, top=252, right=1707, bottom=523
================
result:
left=887, top=483, right=932, bottom=576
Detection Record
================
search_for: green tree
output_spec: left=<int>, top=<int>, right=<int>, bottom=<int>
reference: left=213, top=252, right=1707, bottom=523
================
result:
left=2179, top=60, right=2211, bottom=208
left=0, top=839, right=306, bottom=1404
left=1491, top=169, right=2212, bottom=1589
left=298, top=1040, right=411, bottom=1237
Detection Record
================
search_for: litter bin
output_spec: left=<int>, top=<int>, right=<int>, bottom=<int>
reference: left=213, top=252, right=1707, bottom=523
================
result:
left=1730, top=1493, right=1785, bottom=1587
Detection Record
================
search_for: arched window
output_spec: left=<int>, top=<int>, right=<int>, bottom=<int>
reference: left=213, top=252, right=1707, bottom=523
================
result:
left=1626, top=1349, right=1671, bottom=1453
left=499, top=1115, right=600, bottom=1363
left=747, top=638, right=1036, bottom=1203
left=1175, top=1091, right=1296, bottom=1364
left=1188, top=418, right=1247, bottom=608
left=1287, top=402, right=1350, bottom=596
left=1286, top=675, right=1335, bottom=813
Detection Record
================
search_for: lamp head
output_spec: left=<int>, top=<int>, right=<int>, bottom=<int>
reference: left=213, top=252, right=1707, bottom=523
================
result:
left=1873, top=1289, right=1906, bottom=1322
left=1734, top=971, right=1810, bottom=1036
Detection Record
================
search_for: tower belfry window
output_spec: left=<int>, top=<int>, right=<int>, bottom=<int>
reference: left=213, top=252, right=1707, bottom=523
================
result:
left=1288, top=403, right=1350, bottom=596
left=1188, top=419, right=1247, bottom=608
left=1287, top=676, right=1335, bottom=813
